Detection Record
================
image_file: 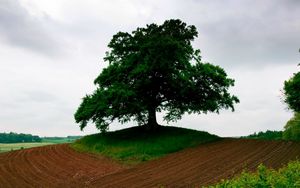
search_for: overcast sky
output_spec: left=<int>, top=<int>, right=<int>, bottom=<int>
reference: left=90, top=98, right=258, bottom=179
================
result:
left=0, top=0, right=299, bottom=137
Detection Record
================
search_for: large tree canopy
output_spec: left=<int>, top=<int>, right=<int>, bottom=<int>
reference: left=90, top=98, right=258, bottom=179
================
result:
left=74, top=19, right=239, bottom=132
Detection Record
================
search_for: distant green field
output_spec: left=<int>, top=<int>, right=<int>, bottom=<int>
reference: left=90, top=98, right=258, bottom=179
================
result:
left=0, top=142, right=55, bottom=153
left=0, top=136, right=82, bottom=153
left=41, top=138, right=74, bottom=144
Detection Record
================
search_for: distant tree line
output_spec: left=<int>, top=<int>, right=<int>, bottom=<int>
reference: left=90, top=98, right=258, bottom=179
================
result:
left=0, top=132, right=41, bottom=143
left=244, top=127, right=300, bottom=141
left=244, top=130, right=283, bottom=140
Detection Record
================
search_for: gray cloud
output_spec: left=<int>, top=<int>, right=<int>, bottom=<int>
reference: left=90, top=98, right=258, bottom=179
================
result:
left=187, top=0, right=300, bottom=68
left=0, top=0, right=65, bottom=56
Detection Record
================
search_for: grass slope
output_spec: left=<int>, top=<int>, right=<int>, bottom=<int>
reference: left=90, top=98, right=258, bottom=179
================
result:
left=72, top=126, right=219, bottom=164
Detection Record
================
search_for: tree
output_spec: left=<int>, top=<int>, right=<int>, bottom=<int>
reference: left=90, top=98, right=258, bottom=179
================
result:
left=283, top=112, right=300, bottom=141
left=283, top=68, right=300, bottom=112
left=74, top=19, right=239, bottom=132
left=283, top=63, right=300, bottom=140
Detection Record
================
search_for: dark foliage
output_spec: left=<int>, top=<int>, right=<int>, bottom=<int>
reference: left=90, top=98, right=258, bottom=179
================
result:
left=0, top=132, right=41, bottom=143
left=283, top=70, right=300, bottom=112
left=75, top=19, right=239, bottom=132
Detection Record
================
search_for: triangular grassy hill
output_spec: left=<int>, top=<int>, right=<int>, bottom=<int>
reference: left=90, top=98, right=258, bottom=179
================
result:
left=72, top=126, right=219, bottom=164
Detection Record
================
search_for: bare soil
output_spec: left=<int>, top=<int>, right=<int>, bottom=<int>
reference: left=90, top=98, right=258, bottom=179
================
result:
left=0, top=144, right=125, bottom=188
left=1, top=139, right=300, bottom=187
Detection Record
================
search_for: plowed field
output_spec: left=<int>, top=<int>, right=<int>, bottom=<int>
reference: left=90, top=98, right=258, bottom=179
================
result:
left=0, top=144, right=125, bottom=187
left=1, top=139, right=300, bottom=187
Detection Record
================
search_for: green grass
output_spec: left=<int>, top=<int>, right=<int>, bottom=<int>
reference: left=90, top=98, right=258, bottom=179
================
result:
left=0, top=136, right=82, bottom=153
left=71, top=126, right=219, bottom=164
left=0, top=142, right=55, bottom=153
left=208, top=160, right=300, bottom=187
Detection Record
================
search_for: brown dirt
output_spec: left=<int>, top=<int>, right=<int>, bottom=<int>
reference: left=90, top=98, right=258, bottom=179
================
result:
left=0, top=144, right=125, bottom=188
left=0, top=139, right=300, bottom=187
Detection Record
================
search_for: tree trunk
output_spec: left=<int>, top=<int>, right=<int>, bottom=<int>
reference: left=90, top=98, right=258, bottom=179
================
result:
left=147, top=107, right=159, bottom=130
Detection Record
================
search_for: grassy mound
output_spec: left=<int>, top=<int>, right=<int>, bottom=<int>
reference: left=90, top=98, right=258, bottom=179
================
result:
left=71, top=126, right=219, bottom=164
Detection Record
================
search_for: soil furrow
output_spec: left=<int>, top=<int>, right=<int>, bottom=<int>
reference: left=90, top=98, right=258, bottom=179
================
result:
left=0, top=139, right=300, bottom=187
